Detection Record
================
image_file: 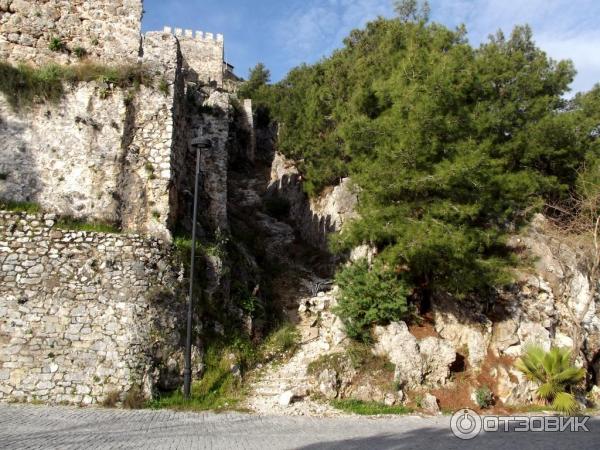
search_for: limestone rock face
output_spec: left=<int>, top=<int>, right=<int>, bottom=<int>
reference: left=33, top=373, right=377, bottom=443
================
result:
left=268, top=153, right=359, bottom=250
left=496, top=366, right=537, bottom=405
left=317, top=369, right=339, bottom=400
left=432, top=295, right=492, bottom=369
left=419, top=337, right=457, bottom=386
left=352, top=384, right=386, bottom=403
left=373, top=322, right=456, bottom=389
left=373, top=322, right=423, bottom=389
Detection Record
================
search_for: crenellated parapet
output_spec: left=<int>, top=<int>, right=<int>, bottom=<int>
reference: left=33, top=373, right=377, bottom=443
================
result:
left=160, top=25, right=226, bottom=87
left=162, top=26, right=224, bottom=43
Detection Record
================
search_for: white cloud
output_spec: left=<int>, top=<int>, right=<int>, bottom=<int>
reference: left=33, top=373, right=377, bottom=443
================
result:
left=276, top=0, right=392, bottom=64
left=537, top=32, right=600, bottom=93
left=431, top=0, right=600, bottom=93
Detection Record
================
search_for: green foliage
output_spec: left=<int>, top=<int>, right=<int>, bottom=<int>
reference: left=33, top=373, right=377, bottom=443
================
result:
left=158, top=77, right=170, bottom=96
left=393, top=0, right=430, bottom=22
left=48, top=36, right=66, bottom=52
left=474, top=386, right=494, bottom=409
left=334, top=260, right=411, bottom=341
left=238, top=63, right=275, bottom=128
left=148, top=339, right=250, bottom=412
left=251, top=13, right=598, bottom=316
left=0, top=61, right=153, bottom=109
left=260, top=323, right=300, bottom=360
left=149, top=325, right=300, bottom=412
left=0, top=63, right=65, bottom=108
left=515, top=346, right=586, bottom=415
left=73, top=46, right=88, bottom=59
left=56, top=217, right=121, bottom=233
left=331, top=399, right=412, bottom=415
left=238, top=63, right=271, bottom=99
left=0, top=200, right=41, bottom=213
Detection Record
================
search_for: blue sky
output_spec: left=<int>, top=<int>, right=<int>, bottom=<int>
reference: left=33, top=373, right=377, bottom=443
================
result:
left=142, top=0, right=600, bottom=94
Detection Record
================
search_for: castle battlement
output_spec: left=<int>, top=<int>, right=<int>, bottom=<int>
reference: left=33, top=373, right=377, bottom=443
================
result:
left=160, top=25, right=226, bottom=87
left=163, top=26, right=224, bottom=43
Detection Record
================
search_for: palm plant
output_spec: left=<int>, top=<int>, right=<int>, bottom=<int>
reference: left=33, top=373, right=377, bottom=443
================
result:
left=515, top=346, right=586, bottom=414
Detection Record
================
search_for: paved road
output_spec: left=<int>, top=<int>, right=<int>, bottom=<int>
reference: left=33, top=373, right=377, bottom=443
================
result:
left=0, top=405, right=598, bottom=449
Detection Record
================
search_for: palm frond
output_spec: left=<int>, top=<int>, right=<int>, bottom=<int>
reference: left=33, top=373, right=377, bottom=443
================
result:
left=554, top=367, right=586, bottom=385
left=515, top=346, right=587, bottom=414
left=537, top=382, right=559, bottom=401
left=551, top=392, right=579, bottom=415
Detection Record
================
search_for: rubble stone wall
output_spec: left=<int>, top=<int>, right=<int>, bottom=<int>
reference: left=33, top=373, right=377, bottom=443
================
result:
left=0, top=211, right=183, bottom=405
left=0, top=33, right=181, bottom=240
left=0, top=0, right=143, bottom=66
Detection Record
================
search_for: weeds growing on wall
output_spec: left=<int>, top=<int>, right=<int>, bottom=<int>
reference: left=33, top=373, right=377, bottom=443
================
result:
left=0, top=61, right=154, bottom=109
left=0, top=200, right=41, bottom=213
left=55, top=216, right=121, bottom=233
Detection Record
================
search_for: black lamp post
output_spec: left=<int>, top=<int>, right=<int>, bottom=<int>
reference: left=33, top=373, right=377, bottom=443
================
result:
left=183, top=139, right=206, bottom=399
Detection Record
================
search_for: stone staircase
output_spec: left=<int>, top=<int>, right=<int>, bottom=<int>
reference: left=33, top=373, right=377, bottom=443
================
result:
left=244, top=288, right=348, bottom=416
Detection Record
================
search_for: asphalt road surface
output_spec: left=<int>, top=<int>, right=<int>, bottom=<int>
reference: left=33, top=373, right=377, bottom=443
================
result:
left=0, top=405, right=598, bottom=449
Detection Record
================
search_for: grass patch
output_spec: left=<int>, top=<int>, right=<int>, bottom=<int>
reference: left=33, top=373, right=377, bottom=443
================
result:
left=331, top=399, right=413, bottom=416
left=0, top=61, right=154, bottom=109
left=48, top=36, right=66, bottom=52
left=158, top=77, right=170, bottom=96
left=148, top=343, right=249, bottom=412
left=149, top=324, right=300, bottom=413
left=307, top=353, right=349, bottom=376
left=261, top=323, right=300, bottom=360
left=56, top=217, right=121, bottom=233
left=307, top=342, right=394, bottom=376
left=73, top=46, right=88, bottom=59
left=0, top=200, right=41, bottom=213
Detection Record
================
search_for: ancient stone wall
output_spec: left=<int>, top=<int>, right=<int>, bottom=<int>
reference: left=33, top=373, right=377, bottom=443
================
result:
left=0, top=0, right=143, bottom=66
left=164, top=27, right=225, bottom=87
left=0, top=211, right=184, bottom=405
left=0, top=32, right=181, bottom=240
left=117, top=31, right=182, bottom=239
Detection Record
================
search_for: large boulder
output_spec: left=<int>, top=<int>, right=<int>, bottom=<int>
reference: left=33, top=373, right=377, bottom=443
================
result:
left=373, top=322, right=457, bottom=389
left=317, top=369, right=339, bottom=400
left=373, top=322, right=423, bottom=389
left=421, top=393, right=440, bottom=415
left=419, top=337, right=457, bottom=386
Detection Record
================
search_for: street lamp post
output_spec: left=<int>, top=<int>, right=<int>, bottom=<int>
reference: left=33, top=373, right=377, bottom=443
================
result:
left=183, top=142, right=203, bottom=400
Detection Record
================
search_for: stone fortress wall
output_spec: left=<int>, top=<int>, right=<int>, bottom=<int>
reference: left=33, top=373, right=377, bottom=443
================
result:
left=0, top=0, right=143, bottom=66
left=0, top=4, right=234, bottom=240
left=0, top=2, right=242, bottom=404
left=0, top=31, right=181, bottom=241
left=163, top=26, right=225, bottom=87
left=0, top=211, right=183, bottom=404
